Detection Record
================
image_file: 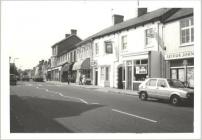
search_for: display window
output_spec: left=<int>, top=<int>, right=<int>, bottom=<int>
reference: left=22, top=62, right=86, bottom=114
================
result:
left=187, top=67, right=194, bottom=87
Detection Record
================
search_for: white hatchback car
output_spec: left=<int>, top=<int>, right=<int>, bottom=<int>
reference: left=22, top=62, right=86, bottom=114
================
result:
left=138, top=78, right=194, bottom=105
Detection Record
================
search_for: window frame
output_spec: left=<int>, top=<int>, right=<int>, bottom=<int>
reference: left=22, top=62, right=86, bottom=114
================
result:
left=95, top=43, right=99, bottom=56
left=180, top=17, right=194, bottom=46
left=105, top=41, right=113, bottom=54
left=145, top=28, right=154, bottom=46
left=121, top=35, right=127, bottom=50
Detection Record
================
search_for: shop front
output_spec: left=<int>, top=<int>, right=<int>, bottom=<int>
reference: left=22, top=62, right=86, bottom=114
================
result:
left=72, top=58, right=91, bottom=84
left=121, top=51, right=163, bottom=90
left=165, top=51, right=194, bottom=88
left=61, top=62, right=74, bottom=82
left=50, top=66, right=62, bottom=81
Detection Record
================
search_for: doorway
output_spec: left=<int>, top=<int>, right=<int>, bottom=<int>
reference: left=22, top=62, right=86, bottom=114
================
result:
left=118, top=67, right=123, bottom=89
left=95, top=70, right=98, bottom=85
left=126, top=66, right=132, bottom=90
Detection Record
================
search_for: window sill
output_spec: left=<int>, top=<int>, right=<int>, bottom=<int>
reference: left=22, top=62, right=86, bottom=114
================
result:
left=179, top=43, right=194, bottom=47
left=144, top=45, right=154, bottom=49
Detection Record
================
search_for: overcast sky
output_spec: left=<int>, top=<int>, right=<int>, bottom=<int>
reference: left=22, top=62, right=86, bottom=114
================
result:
left=2, top=0, right=191, bottom=70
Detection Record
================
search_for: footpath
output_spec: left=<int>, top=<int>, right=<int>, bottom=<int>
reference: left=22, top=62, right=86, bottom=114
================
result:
left=45, top=81, right=138, bottom=96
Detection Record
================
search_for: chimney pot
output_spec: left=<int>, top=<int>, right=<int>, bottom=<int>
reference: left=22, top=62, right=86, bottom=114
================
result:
left=137, top=8, right=147, bottom=17
left=71, top=29, right=77, bottom=35
left=65, top=34, right=70, bottom=38
left=112, top=14, right=124, bottom=25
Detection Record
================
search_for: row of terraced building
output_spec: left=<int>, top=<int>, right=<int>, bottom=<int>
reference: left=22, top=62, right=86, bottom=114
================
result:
left=47, top=8, right=194, bottom=90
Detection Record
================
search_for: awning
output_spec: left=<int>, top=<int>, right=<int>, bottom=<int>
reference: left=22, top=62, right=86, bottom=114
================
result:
left=72, top=58, right=90, bottom=70
left=62, top=63, right=73, bottom=72
left=81, top=58, right=90, bottom=69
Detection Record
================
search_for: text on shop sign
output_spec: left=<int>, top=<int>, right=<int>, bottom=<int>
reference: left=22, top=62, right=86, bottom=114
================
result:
left=165, top=51, right=194, bottom=60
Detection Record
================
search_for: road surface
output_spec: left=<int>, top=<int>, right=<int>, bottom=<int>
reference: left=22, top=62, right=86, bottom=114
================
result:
left=10, top=81, right=193, bottom=133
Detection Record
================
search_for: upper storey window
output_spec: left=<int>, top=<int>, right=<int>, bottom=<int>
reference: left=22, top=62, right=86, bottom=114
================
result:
left=121, top=35, right=127, bottom=50
left=105, top=41, right=113, bottom=54
left=145, top=28, right=154, bottom=46
left=180, top=17, right=194, bottom=45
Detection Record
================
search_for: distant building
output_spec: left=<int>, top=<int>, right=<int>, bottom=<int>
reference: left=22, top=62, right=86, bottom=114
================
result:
left=48, top=29, right=82, bottom=82
left=72, top=39, right=93, bottom=84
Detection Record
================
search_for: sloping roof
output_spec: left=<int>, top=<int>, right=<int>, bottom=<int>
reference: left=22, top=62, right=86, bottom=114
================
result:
left=92, top=8, right=175, bottom=39
left=76, top=8, right=179, bottom=45
left=163, top=8, right=193, bottom=23
left=52, top=35, right=82, bottom=56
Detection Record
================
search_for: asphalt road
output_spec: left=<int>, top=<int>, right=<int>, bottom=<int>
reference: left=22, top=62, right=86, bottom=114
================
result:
left=10, top=81, right=193, bottom=133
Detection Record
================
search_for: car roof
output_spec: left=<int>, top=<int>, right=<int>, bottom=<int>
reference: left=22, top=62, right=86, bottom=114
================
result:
left=147, top=78, right=166, bottom=80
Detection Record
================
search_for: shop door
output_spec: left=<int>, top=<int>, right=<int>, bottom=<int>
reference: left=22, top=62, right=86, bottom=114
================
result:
left=118, top=67, right=123, bottom=89
left=95, top=70, right=98, bottom=85
left=127, top=66, right=132, bottom=90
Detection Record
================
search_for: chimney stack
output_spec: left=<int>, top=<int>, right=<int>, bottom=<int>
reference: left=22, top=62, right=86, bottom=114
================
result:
left=137, top=8, right=147, bottom=17
left=112, top=14, right=124, bottom=25
left=65, top=34, right=70, bottom=38
left=71, top=29, right=77, bottom=35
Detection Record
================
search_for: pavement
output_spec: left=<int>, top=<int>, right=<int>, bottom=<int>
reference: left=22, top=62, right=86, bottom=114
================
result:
left=45, top=81, right=138, bottom=96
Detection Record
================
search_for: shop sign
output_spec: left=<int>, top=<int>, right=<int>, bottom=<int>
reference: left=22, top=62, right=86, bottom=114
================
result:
left=90, top=61, right=97, bottom=67
left=165, top=51, right=194, bottom=60
left=136, top=65, right=147, bottom=74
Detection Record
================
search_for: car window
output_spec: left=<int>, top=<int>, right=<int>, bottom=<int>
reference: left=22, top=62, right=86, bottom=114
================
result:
left=157, top=79, right=167, bottom=87
left=167, top=79, right=185, bottom=88
left=146, top=79, right=157, bottom=87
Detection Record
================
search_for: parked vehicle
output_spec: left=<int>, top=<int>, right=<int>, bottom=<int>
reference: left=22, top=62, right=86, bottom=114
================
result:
left=10, top=74, right=17, bottom=85
left=33, top=76, right=44, bottom=82
left=138, top=78, right=194, bottom=106
left=22, top=75, right=30, bottom=81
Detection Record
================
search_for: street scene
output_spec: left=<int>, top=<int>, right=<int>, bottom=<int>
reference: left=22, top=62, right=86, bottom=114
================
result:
left=3, top=0, right=200, bottom=138
left=10, top=81, right=193, bottom=133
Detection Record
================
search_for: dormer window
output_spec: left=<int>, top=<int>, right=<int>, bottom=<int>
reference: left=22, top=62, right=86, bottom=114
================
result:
left=105, top=41, right=113, bottom=54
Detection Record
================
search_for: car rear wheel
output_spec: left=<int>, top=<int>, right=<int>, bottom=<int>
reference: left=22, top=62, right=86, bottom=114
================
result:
left=139, top=92, right=147, bottom=101
left=170, top=95, right=181, bottom=106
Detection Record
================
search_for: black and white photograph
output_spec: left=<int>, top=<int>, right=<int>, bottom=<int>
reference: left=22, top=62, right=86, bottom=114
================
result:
left=1, top=0, right=201, bottom=139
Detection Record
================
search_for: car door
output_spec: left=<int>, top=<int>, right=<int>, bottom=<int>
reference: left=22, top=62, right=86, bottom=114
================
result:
left=145, top=79, right=158, bottom=98
left=156, top=79, right=170, bottom=99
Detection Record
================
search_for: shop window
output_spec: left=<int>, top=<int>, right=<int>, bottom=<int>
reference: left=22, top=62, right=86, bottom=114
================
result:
left=187, top=67, right=194, bottom=87
left=136, top=60, right=140, bottom=65
left=105, top=41, right=113, bottom=54
left=141, top=59, right=148, bottom=64
left=171, top=68, right=185, bottom=82
left=180, top=17, right=194, bottom=45
left=121, top=35, right=127, bottom=50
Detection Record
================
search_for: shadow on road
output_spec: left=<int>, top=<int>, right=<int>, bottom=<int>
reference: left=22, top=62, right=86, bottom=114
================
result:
left=10, top=95, right=103, bottom=133
left=145, top=98, right=193, bottom=108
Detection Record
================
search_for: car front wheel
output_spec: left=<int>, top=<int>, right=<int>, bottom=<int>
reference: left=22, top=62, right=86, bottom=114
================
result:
left=139, top=92, right=147, bottom=101
left=170, top=95, right=181, bottom=106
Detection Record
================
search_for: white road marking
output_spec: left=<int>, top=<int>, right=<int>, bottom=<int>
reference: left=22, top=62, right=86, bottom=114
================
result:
left=91, top=102, right=99, bottom=104
left=63, top=95, right=88, bottom=104
left=112, top=109, right=158, bottom=123
left=35, top=86, right=89, bottom=104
